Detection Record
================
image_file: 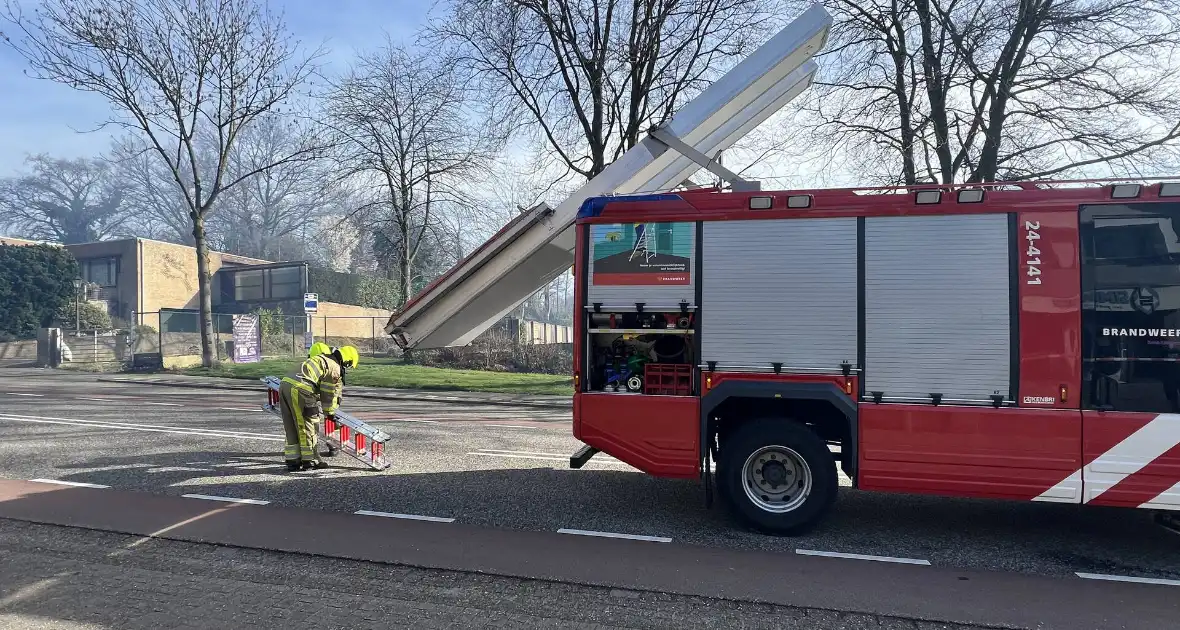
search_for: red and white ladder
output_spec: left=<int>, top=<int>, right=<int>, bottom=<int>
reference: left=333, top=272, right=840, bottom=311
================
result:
left=260, top=376, right=392, bottom=471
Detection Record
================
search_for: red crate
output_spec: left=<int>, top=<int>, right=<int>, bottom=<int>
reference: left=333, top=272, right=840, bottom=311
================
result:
left=644, top=364, right=693, bottom=396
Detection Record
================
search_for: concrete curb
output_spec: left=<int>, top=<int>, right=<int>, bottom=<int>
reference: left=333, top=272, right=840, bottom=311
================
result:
left=95, top=376, right=573, bottom=410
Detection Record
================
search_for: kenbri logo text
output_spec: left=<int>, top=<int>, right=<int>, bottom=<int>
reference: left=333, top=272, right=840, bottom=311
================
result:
left=1103, top=328, right=1180, bottom=336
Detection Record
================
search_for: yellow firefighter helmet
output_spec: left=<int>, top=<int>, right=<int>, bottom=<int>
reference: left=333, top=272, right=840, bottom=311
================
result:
left=336, top=345, right=359, bottom=368
left=308, top=341, right=331, bottom=358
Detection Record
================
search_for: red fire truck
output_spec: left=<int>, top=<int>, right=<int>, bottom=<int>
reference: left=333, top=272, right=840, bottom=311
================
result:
left=566, top=178, right=1180, bottom=535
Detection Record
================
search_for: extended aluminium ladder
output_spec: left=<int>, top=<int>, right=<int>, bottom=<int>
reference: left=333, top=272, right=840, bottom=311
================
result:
left=384, top=4, right=833, bottom=351
left=260, top=376, right=392, bottom=471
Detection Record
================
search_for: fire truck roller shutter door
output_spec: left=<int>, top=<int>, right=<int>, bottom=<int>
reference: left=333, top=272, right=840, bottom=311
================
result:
left=863, top=213, right=1012, bottom=403
left=700, top=217, right=858, bottom=370
left=587, top=221, right=697, bottom=308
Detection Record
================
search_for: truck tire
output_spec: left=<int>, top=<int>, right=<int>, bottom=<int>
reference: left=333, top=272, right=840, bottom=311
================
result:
left=716, top=418, right=837, bottom=535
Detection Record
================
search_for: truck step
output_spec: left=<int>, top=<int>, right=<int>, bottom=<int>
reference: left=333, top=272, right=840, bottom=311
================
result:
left=570, top=444, right=600, bottom=469
left=261, top=376, right=392, bottom=471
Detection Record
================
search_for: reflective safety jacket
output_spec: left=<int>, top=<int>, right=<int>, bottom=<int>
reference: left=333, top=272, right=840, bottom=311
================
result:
left=282, top=354, right=343, bottom=414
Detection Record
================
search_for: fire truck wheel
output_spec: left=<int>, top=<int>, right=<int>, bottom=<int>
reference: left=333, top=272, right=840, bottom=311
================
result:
left=716, top=418, right=837, bottom=536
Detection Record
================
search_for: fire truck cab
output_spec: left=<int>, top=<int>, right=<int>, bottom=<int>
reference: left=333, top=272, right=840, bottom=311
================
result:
left=569, top=179, right=1180, bottom=535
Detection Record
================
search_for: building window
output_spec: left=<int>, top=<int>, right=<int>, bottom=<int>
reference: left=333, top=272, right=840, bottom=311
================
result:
left=223, top=264, right=305, bottom=303
left=269, top=265, right=303, bottom=300
left=80, top=257, right=118, bottom=287
left=233, top=269, right=265, bottom=301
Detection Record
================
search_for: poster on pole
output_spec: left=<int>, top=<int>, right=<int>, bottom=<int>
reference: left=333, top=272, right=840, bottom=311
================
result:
left=589, top=221, right=693, bottom=285
left=232, top=313, right=261, bottom=363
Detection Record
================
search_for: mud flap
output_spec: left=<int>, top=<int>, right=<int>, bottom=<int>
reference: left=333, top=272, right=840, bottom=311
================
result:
left=1156, top=511, right=1180, bottom=536
left=703, top=449, right=714, bottom=509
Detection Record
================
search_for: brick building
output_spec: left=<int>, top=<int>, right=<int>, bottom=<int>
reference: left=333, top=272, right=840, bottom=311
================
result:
left=1, top=235, right=391, bottom=337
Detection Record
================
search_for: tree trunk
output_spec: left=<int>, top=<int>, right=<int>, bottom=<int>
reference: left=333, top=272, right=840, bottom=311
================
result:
left=398, top=251, right=411, bottom=310
left=192, top=211, right=217, bottom=368
left=542, top=280, right=551, bottom=322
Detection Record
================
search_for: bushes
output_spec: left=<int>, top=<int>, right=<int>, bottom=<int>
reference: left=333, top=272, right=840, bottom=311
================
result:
left=256, top=307, right=286, bottom=336
left=56, top=300, right=113, bottom=331
left=308, top=266, right=401, bottom=310
left=0, top=244, right=79, bottom=339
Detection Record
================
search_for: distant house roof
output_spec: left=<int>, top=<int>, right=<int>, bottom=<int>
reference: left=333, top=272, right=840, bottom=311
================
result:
left=2, top=234, right=274, bottom=266
left=0, top=236, right=57, bottom=247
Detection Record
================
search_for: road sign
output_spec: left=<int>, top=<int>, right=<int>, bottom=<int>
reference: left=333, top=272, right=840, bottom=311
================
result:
left=304, top=293, right=318, bottom=313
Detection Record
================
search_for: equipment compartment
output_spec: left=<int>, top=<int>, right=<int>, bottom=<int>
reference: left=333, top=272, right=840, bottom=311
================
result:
left=584, top=308, right=696, bottom=395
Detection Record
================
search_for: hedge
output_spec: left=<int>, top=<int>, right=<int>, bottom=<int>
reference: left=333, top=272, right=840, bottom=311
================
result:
left=0, top=244, right=80, bottom=339
left=307, top=266, right=401, bottom=310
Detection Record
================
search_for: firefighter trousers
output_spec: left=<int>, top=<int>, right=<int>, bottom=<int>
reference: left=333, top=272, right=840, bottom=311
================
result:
left=278, top=379, right=322, bottom=466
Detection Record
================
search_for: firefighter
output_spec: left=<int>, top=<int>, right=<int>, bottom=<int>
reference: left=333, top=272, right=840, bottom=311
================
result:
left=277, top=345, right=359, bottom=470
left=307, top=341, right=339, bottom=459
left=275, top=341, right=335, bottom=467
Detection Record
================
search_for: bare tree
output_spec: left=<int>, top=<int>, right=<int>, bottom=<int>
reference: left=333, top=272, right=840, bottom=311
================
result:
left=427, top=0, right=792, bottom=182
left=110, top=135, right=199, bottom=243
left=1, top=0, right=327, bottom=367
left=793, top=0, right=1180, bottom=184
left=210, top=113, right=340, bottom=260
left=0, top=153, right=128, bottom=243
left=326, top=38, right=503, bottom=307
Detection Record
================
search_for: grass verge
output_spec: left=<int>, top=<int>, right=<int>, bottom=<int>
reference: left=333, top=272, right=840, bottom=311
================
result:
left=175, top=358, right=573, bottom=396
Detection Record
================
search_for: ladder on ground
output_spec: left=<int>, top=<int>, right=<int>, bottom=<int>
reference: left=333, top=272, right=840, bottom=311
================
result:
left=260, top=376, right=392, bottom=471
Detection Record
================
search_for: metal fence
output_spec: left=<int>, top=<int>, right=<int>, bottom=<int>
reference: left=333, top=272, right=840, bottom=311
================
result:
left=59, top=329, right=135, bottom=364
left=134, top=310, right=398, bottom=362
left=127, top=309, right=574, bottom=374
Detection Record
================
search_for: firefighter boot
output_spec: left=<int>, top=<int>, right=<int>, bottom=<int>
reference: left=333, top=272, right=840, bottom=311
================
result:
left=286, top=462, right=302, bottom=472
left=302, top=460, right=330, bottom=471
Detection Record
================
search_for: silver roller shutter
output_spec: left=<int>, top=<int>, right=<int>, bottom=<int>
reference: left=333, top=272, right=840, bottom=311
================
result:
left=863, top=213, right=1012, bottom=402
left=701, top=217, right=858, bottom=370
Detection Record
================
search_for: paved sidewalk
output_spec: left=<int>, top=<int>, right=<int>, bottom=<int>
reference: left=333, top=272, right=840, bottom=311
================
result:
left=96, top=373, right=573, bottom=409
left=0, top=519, right=987, bottom=630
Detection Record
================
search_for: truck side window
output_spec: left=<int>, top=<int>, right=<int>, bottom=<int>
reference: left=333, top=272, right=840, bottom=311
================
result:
left=1080, top=202, right=1180, bottom=412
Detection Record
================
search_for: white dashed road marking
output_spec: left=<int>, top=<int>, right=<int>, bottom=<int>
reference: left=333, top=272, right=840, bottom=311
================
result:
left=144, top=402, right=183, bottom=407
left=181, top=494, right=269, bottom=505
left=795, top=549, right=931, bottom=565
left=557, top=528, right=672, bottom=543
left=354, top=510, right=455, bottom=523
left=29, top=479, right=110, bottom=489
left=219, top=407, right=264, bottom=412
left=0, top=413, right=282, bottom=441
left=7, top=393, right=43, bottom=397
left=1075, top=572, right=1180, bottom=587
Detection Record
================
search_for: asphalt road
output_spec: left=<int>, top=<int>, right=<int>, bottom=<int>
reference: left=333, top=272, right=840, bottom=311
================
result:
left=1, top=368, right=1178, bottom=585
left=0, top=519, right=999, bottom=630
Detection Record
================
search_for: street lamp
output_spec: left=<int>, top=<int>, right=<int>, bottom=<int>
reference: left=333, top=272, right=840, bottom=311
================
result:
left=73, top=278, right=82, bottom=332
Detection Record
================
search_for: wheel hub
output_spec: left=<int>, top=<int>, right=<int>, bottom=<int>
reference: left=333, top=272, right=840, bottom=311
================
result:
left=741, top=445, right=813, bottom=514
left=759, top=459, right=789, bottom=488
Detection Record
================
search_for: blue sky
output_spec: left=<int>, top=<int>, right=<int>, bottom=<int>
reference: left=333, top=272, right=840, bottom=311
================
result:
left=0, top=0, right=437, bottom=175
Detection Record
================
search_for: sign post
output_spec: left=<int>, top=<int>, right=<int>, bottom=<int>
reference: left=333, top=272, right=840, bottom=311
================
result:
left=232, top=313, right=261, bottom=363
left=303, top=293, right=318, bottom=352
